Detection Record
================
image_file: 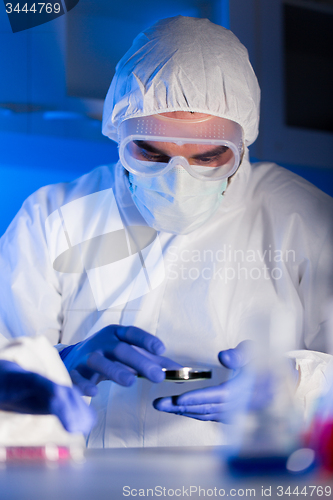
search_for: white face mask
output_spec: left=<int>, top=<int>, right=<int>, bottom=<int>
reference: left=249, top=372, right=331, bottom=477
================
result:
left=127, top=166, right=228, bottom=235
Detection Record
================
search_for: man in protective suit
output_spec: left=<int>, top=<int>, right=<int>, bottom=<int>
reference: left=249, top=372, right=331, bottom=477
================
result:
left=0, top=16, right=332, bottom=447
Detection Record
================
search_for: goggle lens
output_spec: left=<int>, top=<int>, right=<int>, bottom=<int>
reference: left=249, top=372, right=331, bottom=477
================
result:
left=118, top=114, right=243, bottom=180
left=122, top=140, right=238, bottom=180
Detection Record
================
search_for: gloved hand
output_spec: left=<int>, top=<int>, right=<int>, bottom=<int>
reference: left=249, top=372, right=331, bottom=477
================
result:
left=60, top=325, right=173, bottom=397
left=0, top=360, right=95, bottom=433
left=153, top=340, right=270, bottom=423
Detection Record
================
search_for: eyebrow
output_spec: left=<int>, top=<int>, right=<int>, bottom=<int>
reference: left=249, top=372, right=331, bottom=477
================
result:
left=133, top=140, right=228, bottom=159
left=192, top=146, right=228, bottom=160
left=134, top=140, right=169, bottom=156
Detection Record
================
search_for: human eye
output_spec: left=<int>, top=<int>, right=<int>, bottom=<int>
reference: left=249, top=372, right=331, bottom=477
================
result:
left=195, top=147, right=229, bottom=167
left=140, top=149, right=169, bottom=163
left=195, top=154, right=222, bottom=167
left=197, top=155, right=219, bottom=164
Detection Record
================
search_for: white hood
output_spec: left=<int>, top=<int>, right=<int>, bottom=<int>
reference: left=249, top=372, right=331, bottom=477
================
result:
left=102, top=16, right=260, bottom=147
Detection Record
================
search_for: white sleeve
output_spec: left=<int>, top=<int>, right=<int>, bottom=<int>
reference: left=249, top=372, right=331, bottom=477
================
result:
left=0, top=187, right=63, bottom=346
left=291, top=217, right=333, bottom=418
left=287, top=350, right=333, bottom=420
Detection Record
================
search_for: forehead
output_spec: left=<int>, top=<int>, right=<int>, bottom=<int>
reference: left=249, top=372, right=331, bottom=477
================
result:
left=118, top=113, right=244, bottom=153
left=159, top=111, right=213, bottom=120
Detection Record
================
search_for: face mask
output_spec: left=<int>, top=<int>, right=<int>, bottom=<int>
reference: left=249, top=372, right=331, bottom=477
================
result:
left=127, top=166, right=228, bottom=235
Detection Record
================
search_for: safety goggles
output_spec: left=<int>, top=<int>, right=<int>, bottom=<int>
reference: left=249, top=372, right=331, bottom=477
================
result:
left=118, top=114, right=243, bottom=181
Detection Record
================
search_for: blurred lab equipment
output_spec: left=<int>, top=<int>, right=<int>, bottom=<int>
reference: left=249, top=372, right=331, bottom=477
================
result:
left=224, top=310, right=316, bottom=476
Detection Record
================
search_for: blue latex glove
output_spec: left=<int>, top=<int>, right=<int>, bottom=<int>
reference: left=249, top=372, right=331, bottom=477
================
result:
left=61, top=325, right=173, bottom=397
left=0, top=360, right=95, bottom=433
left=153, top=340, right=268, bottom=423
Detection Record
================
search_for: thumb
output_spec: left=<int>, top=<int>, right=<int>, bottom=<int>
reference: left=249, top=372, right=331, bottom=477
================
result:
left=218, top=340, right=254, bottom=370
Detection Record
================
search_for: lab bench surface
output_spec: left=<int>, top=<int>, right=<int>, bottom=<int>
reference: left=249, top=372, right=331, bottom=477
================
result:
left=0, top=447, right=331, bottom=500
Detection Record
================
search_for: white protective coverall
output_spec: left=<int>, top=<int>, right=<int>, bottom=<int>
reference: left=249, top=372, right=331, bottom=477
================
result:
left=0, top=16, right=333, bottom=447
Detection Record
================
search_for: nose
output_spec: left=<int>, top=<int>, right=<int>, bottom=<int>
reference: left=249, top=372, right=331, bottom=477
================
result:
left=168, top=156, right=189, bottom=170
